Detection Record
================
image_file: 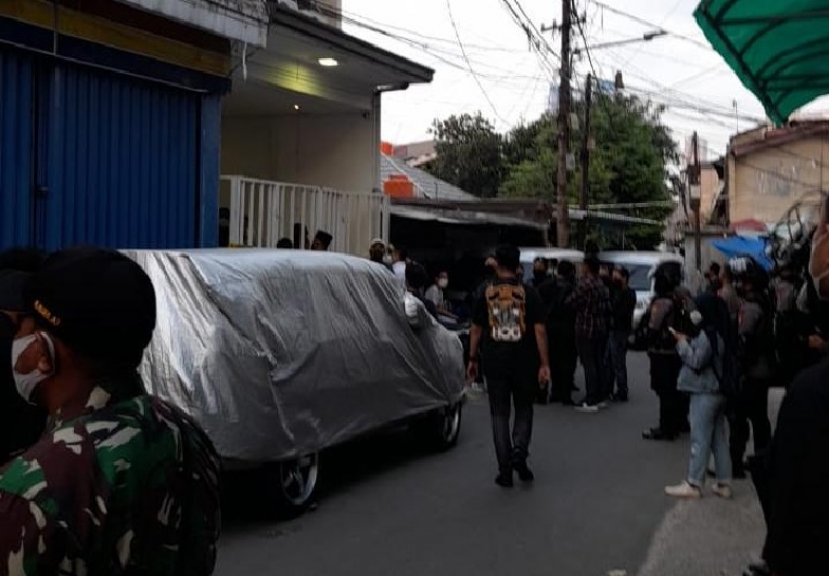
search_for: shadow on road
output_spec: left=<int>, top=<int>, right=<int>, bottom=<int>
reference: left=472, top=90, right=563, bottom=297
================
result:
left=221, top=426, right=440, bottom=527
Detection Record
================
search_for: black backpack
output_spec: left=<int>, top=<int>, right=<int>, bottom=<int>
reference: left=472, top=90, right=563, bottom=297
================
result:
left=706, top=298, right=741, bottom=398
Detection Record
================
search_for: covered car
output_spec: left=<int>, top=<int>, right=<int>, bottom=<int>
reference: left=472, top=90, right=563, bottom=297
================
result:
left=125, top=249, right=465, bottom=511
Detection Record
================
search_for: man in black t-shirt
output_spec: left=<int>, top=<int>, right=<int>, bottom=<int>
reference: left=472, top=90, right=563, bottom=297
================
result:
left=608, top=267, right=636, bottom=402
left=468, top=245, right=550, bottom=488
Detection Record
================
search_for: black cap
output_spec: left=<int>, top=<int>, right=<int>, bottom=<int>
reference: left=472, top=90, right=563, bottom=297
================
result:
left=26, top=247, right=157, bottom=370
left=0, top=270, right=32, bottom=313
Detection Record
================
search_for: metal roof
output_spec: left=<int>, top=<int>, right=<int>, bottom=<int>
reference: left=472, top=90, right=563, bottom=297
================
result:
left=390, top=205, right=546, bottom=230
left=380, top=155, right=478, bottom=201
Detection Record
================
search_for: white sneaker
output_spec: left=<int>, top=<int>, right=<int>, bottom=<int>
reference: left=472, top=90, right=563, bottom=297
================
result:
left=575, top=403, right=599, bottom=414
left=597, top=401, right=609, bottom=409
left=665, top=481, right=702, bottom=499
left=711, top=483, right=732, bottom=499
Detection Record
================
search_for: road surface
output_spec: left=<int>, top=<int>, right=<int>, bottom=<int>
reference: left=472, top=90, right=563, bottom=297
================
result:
left=217, top=352, right=766, bottom=576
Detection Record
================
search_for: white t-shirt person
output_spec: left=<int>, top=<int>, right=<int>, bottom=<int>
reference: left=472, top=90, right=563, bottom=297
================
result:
left=425, top=272, right=459, bottom=327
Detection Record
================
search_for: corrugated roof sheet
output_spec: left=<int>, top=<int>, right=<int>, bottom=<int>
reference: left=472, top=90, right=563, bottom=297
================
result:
left=380, top=155, right=477, bottom=201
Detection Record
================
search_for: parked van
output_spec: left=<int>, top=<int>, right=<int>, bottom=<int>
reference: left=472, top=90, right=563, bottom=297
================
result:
left=598, top=251, right=685, bottom=329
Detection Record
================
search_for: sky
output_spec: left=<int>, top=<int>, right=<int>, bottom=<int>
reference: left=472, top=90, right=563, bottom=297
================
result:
left=342, top=0, right=829, bottom=162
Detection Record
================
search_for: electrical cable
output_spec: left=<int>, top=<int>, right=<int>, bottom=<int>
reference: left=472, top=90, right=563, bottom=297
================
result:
left=589, top=0, right=712, bottom=51
left=445, top=0, right=509, bottom=125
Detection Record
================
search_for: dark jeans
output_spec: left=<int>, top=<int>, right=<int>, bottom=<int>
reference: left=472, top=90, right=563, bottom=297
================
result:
left=729, top=378, right=772, bottom=467
left=650, top=354, right=684, bottom=436
left=550, top=342, right=578, bottom=402
left=576, top=334, right=607, bottom=406
left=487, top=370, right=535, bottom=470
left=607, top=330, right=629, bottom=397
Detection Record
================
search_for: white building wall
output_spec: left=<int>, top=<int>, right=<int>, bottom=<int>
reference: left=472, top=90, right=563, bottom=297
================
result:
left=221, top=111, right=379, bottom=205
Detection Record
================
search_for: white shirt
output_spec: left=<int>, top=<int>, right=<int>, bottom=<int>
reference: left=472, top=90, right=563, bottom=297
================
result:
left=425, top=285, right=443, bottom=308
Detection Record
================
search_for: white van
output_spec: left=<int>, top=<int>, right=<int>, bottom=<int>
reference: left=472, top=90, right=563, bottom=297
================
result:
left=598, top=251, right=685, bottom=329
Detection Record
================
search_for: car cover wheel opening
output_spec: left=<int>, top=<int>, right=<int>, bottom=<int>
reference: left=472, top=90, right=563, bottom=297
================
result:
left=279, top=453, right=319, bottom=508
left=442, top=404, right=461, bottom=443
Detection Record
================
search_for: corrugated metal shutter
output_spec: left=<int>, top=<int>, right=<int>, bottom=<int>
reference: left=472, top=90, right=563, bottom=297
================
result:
left=0, top=48, right=34, bottom=247
left=40, top=63, right=200, bottom=250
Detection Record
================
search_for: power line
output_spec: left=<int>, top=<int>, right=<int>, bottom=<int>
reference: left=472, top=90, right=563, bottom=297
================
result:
left=589, top=0, right=713, bottom=51
left=445, top=0, right=508, bottom=124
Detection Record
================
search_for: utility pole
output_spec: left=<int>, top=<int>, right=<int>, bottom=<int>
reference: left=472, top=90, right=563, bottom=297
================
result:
left=689, top=131, right=703, bottom=273
left=556, top=0, right=572, bottom=247
left=579, top=73, right=592, bottom=248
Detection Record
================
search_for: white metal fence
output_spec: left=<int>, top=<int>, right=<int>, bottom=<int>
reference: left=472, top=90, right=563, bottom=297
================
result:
left=221, top=175, right=390, bottom=257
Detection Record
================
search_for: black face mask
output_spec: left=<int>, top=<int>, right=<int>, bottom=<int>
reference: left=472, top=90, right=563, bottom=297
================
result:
left=534, top=271, right=547, bottom=282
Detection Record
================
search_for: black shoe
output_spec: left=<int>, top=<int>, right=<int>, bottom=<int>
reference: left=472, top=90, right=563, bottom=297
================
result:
left=612, top=392, right=629, bottom=403
left=642, top=427, right=676, bottom=441
left=560, top=397, right=575, bottom=406
left=733, top=465, right=747, bottom=480
left=495, top=469, right=514, bottom=488
left=514, top=462, right=535, bottom=483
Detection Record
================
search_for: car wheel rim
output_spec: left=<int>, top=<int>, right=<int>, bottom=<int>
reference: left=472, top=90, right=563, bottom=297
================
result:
left=442, top=405, right=461, bottom=442
left=280, top=453, right=319, bottom=506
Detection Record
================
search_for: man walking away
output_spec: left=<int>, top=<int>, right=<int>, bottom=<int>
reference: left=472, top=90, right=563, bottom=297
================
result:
left=0, top=247, right=221, bottom=576
left=468, top=245, right=550, bottom=488
left=608, top=267, right=636, bottom=402
left=568, top=257, right=611, bottom=413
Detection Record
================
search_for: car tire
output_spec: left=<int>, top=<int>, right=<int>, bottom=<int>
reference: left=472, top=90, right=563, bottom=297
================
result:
left=414, top=401, right=463, bottom=451
left=270, top=452, right=320, bottom=517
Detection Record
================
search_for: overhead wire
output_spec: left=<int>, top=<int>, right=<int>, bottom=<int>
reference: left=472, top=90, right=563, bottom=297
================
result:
left=589, top=0, right=713, bottom=51
left=445, top=0, right=510, bottom=125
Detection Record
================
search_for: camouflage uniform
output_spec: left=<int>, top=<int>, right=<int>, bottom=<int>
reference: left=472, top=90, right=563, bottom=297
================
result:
left=0, top=372, right=221, bottom=576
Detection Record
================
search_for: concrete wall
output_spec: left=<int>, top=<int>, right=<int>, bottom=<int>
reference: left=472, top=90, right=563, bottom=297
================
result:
left=220, top=109, right=379, bottom=206
left=729, top=136, right=829, bottom=224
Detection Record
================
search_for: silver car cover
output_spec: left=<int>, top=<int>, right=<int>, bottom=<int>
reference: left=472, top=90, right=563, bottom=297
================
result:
left=124, top=249, right=465, bottom=463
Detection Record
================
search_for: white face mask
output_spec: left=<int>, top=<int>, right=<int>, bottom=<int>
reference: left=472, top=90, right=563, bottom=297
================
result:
left=438, top=278, right=449, bottom=289
left=382, top=254, right=393, bottom=265
left=12, top=333, right=55, bottom=404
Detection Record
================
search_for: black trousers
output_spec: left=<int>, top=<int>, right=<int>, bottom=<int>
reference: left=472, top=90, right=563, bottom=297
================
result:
left=549, top=330, right=577, bottom=403
left=486, top=370, right=535, bottom=471
left=649, top=354, right=684, bottom=436
left=729, top=377, right=772, bottom=467
left=577, top=334, right=608, bottom=406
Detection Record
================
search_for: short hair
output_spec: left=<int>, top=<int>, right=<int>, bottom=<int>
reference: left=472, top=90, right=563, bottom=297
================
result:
left=709, top=262, right=721, bottom=275
left=406, top=262, right=428, bottom=290
left=495, top=244, right=520, bottom=271
left=585, top=257, right=601, bottom=275
left=276, top=238, right=294, bottom=249
left=557, top=260, right=575, bottom=277
left=396, top=246, right=409, bottom=261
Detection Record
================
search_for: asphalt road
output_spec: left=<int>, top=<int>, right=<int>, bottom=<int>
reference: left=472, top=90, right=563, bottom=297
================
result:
left=216, top=352, right=761, bottom=576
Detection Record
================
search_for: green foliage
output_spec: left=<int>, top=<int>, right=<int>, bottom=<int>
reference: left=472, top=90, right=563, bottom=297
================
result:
left=428, top=92, right=678, bottom=249
left=427, top=113, right=503, bottom=198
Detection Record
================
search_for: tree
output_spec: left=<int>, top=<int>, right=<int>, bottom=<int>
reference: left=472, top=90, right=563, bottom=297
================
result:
left=499, top=92, right=677, bottom=248
left=427, top=113, right=502, bottom=198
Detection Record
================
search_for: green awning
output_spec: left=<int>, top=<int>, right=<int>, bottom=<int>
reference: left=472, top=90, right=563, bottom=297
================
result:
left=694, top=0, right=829, bottom=125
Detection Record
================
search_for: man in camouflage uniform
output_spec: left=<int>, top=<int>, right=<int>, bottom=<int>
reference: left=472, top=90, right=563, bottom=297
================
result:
left=0, top=247, right=221, bottom=576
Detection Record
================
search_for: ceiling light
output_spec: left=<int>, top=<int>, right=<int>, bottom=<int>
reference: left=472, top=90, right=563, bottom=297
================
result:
left=293, top=104, right=301, bottom=111
left=318, top=57, right=339, bottom=67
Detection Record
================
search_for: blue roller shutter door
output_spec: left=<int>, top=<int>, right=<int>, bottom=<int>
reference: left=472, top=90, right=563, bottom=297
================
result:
left=0, top=49, right=34, bottom=247
left=39, top=63, right=200, bottom=250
